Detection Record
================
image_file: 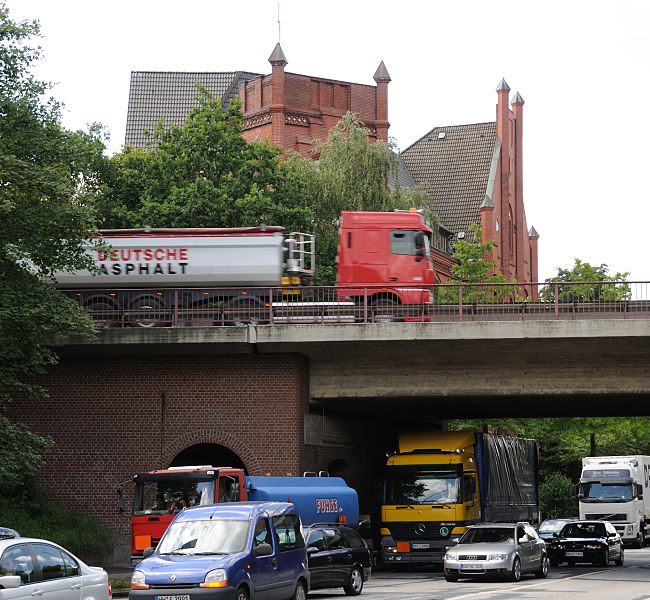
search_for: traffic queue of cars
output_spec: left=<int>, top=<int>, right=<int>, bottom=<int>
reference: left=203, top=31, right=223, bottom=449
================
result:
left=442, top=518, right=626, bottom=583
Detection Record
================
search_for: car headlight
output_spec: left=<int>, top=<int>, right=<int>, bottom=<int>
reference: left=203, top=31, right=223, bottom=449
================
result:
left=130, top=570, right=149, bottom=590
left=444, top=552, right=457, bottom=560
left=627, top=525, right=634, bottom=533
left=488, top=553, right=510, bottom=561
left=200, top=569, right=228, bottom=588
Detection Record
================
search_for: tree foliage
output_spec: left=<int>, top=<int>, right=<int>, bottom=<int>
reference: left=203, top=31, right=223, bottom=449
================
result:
left=436, top=224, right=516, bottom=303
left=284, top=112, right=431, bottom=283
left=101, top=89, right=312, bottom=235
left=540, top=259, right=631, bottom=302
left=1, top=3, right=104, bottom=489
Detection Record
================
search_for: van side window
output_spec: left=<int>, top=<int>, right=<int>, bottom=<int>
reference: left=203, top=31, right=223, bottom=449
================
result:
left=272, top=514, right=305, bottom=551
left=253, top=518, right=273, bottom=548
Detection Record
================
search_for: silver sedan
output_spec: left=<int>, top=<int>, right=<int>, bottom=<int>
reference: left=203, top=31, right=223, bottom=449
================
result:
left=0, top=537, right=111, bottom=600
left=443, top=522, right=549, bottom=582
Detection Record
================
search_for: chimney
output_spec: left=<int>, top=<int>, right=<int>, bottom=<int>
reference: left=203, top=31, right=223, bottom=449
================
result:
left=268, top=43, right=288, bottom=148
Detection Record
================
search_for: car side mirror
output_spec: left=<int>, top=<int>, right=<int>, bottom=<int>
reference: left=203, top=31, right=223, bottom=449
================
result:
left=0, top=575, right=21, bottom=589
left=253, top=543, right=273, bottom=557
left=552, top=532, right=559, bottom=538
left=518, top=536, right=529, bottom=544
left=307, top=546, right=320, bottom=555
left=143, top=547, right=154, bottom=559
left=450, top=537, right=460, bottom=544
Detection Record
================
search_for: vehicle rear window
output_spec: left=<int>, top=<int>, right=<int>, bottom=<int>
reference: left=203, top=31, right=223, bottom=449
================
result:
left=272, top=514, right=305, bottom=552
left=341, top=529, right=365, bottom=549
left=0, top=544, right=36, bottom=584
left=33, top=544, right=67, bottom=581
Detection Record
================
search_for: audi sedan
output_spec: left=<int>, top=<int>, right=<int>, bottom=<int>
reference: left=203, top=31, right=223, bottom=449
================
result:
left=443, top=522, right=549, bottom=582
left=548, top=520, right=623, bottom=567
left=0, top=537, right=111, bottom=600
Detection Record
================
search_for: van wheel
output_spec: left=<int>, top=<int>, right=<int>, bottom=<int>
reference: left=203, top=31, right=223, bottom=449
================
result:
left=235, top=586, right=249, bottom=600
left=292, top=580, right=307, bottom=600
left=344, top=566, right=364, bottom=595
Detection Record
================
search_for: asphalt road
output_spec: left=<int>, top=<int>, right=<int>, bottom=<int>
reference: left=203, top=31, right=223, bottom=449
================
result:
left=308, top=547, right=650, bottom=600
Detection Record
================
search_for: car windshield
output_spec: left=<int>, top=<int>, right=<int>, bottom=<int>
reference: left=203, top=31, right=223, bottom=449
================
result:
left=539, top=520, right=571, bottom=533
left=157, top=519, right=249, bottom=555
left=561, top=523, right=606, bottom=538
left=459, top=527, right=515, bottom=544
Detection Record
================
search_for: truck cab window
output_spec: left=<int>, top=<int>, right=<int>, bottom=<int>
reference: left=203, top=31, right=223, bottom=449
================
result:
left=390, top=230, right=428, bottom=255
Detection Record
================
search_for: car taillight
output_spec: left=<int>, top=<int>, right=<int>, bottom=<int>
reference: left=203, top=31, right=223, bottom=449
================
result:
left=108, top=580, right=112, bottom=598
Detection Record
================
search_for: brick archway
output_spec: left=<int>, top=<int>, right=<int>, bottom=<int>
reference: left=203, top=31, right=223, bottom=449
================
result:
left=162, top=430, right=262, bottom=475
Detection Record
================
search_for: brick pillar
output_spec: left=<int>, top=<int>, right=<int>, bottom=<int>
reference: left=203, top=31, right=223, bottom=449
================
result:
left=480, top=195, right=496, bottom=273
left=529, top=226, right=540, bottom=300
left=373, top=61, right=391, bottom=142
left=512, top=92, right=525, bottom=282
left=496, top=78, right=511, bottom=277
left=268, top=43, right=287, bottom=148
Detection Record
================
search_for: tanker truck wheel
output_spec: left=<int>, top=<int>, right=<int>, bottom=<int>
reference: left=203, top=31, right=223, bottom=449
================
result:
left=370, top=298, right=398, bottom=322
left=225, top=298, right=264, bottom=326
left=130, top=296, right=168, bottom=327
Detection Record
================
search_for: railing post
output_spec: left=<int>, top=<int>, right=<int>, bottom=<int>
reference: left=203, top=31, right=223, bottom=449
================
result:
left=554, top=283, right=559, bottom=318
left=173, top=289, right=178, bottom=327
left=268, top=288, right=274, bottom=325
left=459, top=285, right=463, bottom=322
left=363, top=288, right=368, bottom=323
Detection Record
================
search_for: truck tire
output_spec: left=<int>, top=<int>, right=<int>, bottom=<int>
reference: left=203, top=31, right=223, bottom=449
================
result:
left=130, top=296, right=168, bottom=327
left=225, top=298, right=263, bottom=325
left=371, top=298, right=398, bottom=322
left=343, top=566, right=364, bottom=595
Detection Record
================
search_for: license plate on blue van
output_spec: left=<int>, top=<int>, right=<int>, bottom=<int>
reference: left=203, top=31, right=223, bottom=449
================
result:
left=156, top=595, right=190, bottom=600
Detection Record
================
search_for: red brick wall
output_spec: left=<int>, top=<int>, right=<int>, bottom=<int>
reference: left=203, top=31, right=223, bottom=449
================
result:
left=8, top=353, right=309, bottom=558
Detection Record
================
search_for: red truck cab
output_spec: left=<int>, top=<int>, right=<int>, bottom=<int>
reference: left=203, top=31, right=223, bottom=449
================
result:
left=336, top=210, right=435, bottom=306
left=130, top=466, right=246, bottom=564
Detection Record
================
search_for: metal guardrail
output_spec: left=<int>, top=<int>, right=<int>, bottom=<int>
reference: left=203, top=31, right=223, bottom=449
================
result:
left=62, top=281, right=649, bottom=328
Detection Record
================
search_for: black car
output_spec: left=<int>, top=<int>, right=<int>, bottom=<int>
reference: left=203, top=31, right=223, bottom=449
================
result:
left=548, top=520, right=623, bottom=567
left=537, top=518, right=578, bottom=544
left=304, top=523, right=372, bottom=595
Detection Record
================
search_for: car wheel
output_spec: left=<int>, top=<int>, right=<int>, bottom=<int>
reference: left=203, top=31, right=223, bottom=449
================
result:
left=293, top=580, right=307, bottom=600
left=600, top=548, right=609, bottom=567
left=510, top=556, right=522, bottom=582
left=615, top=546, right=624, bottom=566
left=535, top=554, right=549, bottom=578
left=444, top=573, right=459, bottom=582
left=344, top=566, right=364, bottom=595
left=236, top=586, right=249, bottom=600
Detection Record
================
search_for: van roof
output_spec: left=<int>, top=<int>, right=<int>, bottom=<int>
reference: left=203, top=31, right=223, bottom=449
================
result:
left=172, top=501, right=295, bottom=522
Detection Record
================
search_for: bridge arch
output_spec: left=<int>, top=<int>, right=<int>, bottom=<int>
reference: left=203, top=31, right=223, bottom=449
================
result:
left=163, top=430, right=262, bottom=475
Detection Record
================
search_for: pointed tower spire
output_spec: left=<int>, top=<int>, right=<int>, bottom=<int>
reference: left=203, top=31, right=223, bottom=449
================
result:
left=528, top=226, right=539, bottom=238
left=374, top=60, right=391, bottom=83
left=480, top=194, right=494, bottom=209
left=512, top=91, right=525, bottom=105
left=268, top=42, right=287, bottom=66
left=496, top=77, right=510, bottom=92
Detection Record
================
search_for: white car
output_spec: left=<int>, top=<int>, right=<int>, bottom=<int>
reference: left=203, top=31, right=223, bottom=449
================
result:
left=0, top=537, right=112, bottom=600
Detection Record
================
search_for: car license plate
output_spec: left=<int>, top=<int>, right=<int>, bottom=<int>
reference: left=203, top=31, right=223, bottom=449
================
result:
left=411, top=543, right=430, bottom=549
left=156, top=595, right=190, bottom=600
left=460, top=563, right=483, bottom=571
left=565, top=551, right=583, bottom=557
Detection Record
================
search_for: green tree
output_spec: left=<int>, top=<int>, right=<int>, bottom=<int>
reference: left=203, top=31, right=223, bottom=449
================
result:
left=0, top=3, right=104, bottom=492
left=102, top=89, right=312, bottom=234
left=540, top=259, right=630, bottom=302
left=436, top=223, right=516, bottom=303
left=539, top=472, right=577, bottom=519
left=284, top=112, right=431, bottom=284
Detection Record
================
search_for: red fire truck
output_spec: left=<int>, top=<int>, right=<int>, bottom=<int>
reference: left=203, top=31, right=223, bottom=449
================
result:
left=125, top=466, right=359, bottom=565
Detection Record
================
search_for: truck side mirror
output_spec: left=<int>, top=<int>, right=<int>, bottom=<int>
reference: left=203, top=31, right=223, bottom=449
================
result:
left=571, top=483, right=579, bottom=498
left=635, top=483, right=644, bottom=498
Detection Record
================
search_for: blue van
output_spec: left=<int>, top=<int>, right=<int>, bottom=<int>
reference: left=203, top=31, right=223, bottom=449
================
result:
left=129, top=502, right=309, bottom=600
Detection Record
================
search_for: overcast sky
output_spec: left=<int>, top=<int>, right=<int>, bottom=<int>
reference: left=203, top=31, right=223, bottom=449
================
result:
left=6, top=0, right=650, bottom=282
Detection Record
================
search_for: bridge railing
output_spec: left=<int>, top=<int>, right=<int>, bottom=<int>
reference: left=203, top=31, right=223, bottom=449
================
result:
left=61, top=280, right=649, bottom=327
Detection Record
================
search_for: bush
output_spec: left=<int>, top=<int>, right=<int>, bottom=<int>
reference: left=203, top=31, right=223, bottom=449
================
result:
left=539, top=472, right=577, bottom=519
left=0, top=492, right=112, bottom=563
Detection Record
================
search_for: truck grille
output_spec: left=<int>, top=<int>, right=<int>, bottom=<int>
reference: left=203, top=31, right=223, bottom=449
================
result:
left=385, top=522, right=452, bottom=539
left=584, top=513, right=627, bottom=521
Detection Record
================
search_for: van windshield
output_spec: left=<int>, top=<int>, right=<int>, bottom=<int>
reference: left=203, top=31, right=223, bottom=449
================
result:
left=157, top=519, right=250, bottom=555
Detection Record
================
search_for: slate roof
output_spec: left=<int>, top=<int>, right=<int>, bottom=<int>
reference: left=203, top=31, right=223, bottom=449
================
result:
left=387, top=154, right=417, bottom=192
left=400, top=122, right=498, bottom=239
left=124, top=71, right=261, bottom=148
